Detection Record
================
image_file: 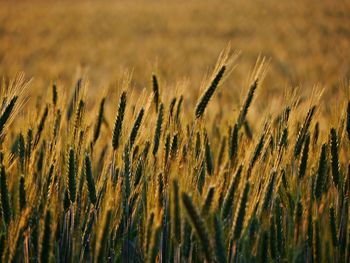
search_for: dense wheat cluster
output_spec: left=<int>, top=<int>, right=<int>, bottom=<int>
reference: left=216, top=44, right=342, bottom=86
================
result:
left=0, top=46, right=349, bottom=263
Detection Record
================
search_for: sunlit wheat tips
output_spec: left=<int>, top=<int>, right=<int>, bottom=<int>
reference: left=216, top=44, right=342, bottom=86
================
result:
left=112, top=91, right=127, bottom=151
left=0, top=45, right=347, bottom=263
left=195, top=65, right=226, bottom=119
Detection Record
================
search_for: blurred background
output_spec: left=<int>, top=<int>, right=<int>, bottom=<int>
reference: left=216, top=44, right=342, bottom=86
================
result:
left=0, top=0, right=349, bottom=96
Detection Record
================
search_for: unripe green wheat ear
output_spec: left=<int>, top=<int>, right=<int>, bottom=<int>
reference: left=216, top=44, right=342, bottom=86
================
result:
left=112, top=91, right=127, bottom=150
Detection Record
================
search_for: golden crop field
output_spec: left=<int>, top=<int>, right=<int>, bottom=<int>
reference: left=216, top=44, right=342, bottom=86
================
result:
left=0, top=0, right=350, bottom=262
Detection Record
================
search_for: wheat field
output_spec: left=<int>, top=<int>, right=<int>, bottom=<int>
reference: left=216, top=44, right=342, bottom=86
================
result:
left=0, top=0, right=350, bottom=262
